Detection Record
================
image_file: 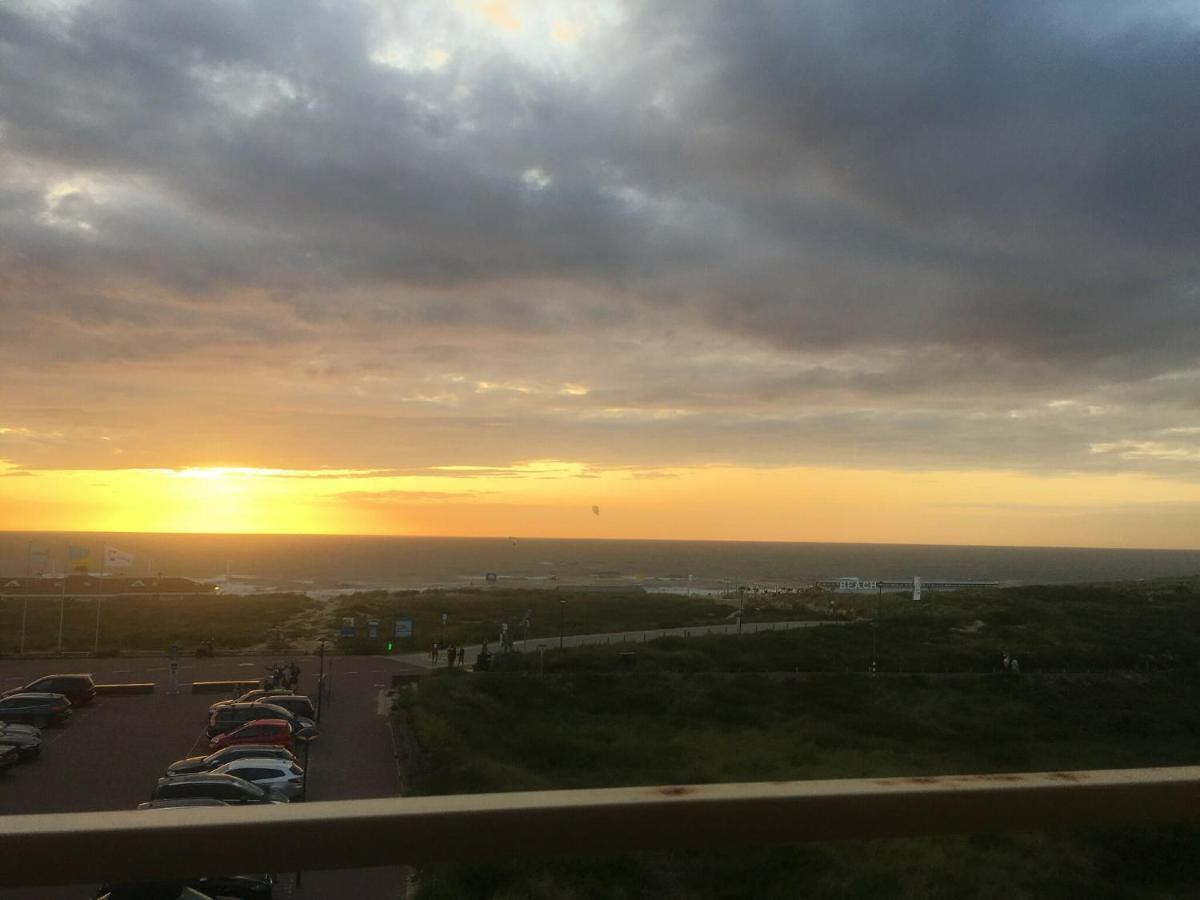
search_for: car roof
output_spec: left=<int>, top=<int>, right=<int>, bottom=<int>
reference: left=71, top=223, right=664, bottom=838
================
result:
left=2, top=692, right=65, bottom=700
left=220, top=701, right=292, bottom=712
left=28, top=673, right=92, bottom=680
left=215, top=758, right=291, bottom=769
left=157, top=772, right=259, bottom=786
left=139, top=798, right=231, bottom=809
left=208, top=743, right=290, bottom=756
left=233, top=718, right=290, bottom=729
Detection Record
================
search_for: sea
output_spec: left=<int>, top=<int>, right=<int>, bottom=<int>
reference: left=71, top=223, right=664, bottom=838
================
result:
left=2, top=533, right=1199, bottom=595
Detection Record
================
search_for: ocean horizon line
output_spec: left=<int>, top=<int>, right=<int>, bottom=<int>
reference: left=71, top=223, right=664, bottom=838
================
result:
left=3, top=529, right=1199, bottom=555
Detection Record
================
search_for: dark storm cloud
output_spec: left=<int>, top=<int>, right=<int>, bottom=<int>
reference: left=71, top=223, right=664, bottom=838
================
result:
left=1, top=0, right=1199, bottom=476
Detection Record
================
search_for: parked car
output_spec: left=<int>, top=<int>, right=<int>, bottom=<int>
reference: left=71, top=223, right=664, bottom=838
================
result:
left=206, top=702, right=315, bottom=738
left=0, top=744, right=20, bottom=771
left=4, top=673, right=95, bottom=706
left=190, top=873, right=275, bottom=899
left=211, top=758, right=305, bottom=800
left=214, top=688, right=295, bottom=708
left=135, top=797, right=231, bottom=811
left=150, top=772, right=288, bottom=805
left=0, top=722, right=42, bottom=760
left=166, top=744, right=296, bottom=778
left=252, top=695, right=315, bottom=721
left=208, top=719, right=296, bottom=752
left=0, top=693, right=70, bottom=727
left=96, top=885, right=218, bottom=900
left=97, top=873, right=274, bottom=900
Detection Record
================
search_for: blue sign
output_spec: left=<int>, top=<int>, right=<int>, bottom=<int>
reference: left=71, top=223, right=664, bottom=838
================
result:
left=394, top=617, right=414, bottom=639
left=340, top=617, right=355, bottom=638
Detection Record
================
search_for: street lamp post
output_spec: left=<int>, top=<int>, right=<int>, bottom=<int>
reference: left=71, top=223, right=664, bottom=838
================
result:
left=94, top=596, right=103, bottom=656
left=872, top=583, right=882, bottom=677
left=315, top=638, right=327, bottom=724
left=57, top=580, right=66, bottom=655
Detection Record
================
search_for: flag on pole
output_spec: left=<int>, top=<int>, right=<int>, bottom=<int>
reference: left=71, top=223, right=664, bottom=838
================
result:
left=104, top=545, right=135, bottom=568
left=68, top=544, right=91, bottom=573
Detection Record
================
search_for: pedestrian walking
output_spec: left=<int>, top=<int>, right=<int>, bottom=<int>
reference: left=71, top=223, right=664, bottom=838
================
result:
left=432, top=642, right=440, bottom=664
left=456, top=646, right=465, bottom=667
left=446, top=644, right=455, bottom=668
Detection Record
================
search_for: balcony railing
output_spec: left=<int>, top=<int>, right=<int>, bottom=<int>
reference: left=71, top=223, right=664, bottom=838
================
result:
left=4, top=765, right=1200, bottom=888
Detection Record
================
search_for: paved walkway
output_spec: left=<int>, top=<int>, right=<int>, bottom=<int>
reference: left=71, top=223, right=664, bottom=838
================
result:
left=390, top=618, right=841, bottom=670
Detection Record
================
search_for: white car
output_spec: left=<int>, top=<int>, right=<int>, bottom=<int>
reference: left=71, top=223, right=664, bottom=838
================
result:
left=210, top=757, right=306, bottom=800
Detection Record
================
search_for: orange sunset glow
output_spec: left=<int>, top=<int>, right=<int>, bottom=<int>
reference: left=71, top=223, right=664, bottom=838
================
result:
left=4, top=461, right=1200, bottom=549
left=3, top=0, right=1200, bottom=549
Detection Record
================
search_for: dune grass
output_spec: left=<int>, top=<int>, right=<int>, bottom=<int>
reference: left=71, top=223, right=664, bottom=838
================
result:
left=403, top=579, right=1200, bottom=898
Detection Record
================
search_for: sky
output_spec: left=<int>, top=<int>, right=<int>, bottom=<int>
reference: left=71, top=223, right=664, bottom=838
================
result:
left=2, top=0, right=1200, bottom=547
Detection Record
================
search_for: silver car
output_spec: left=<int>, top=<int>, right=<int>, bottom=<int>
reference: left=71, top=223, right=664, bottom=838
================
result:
left=210, top=757, right=306, bottom=799
left=166, top=743, right=297, bottom=777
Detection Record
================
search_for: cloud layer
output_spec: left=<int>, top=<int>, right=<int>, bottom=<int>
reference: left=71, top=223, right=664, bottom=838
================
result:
left=2, top=0, right=1199, bottom=479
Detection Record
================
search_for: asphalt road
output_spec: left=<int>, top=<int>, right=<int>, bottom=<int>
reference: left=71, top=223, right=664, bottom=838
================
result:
left=0, top=654, right=408, bottom=900
left=392, top=617, right=838, bottom=669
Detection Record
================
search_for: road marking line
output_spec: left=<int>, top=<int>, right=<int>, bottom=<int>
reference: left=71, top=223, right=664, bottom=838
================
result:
left=237, top=663, right=255, bottom=667
left=342, top=671, right=358, bottom=675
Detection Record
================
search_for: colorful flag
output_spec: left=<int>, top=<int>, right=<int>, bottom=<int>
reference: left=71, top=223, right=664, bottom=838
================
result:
left=68, top=544, right=91, bottom=573
left=104, top=545, right=135, bottom=568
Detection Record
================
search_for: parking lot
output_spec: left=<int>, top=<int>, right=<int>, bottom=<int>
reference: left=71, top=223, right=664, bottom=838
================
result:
left=0, top=654, right=415, bottom=899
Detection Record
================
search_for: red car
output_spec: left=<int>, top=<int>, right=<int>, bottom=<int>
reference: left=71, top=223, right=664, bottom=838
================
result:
left=208, top=718, right=294, bottom=752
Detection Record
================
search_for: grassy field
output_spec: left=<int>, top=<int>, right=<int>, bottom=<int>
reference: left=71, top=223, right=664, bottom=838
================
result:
left=509, top=581, right=1200, bottom=676
left=0, top=587, right=817, bottom=656
left=326, top=588, right=821, bottom=655
left=402, top=580, right=1200, bottom=898
left=406, top=670, right=1200, bottom=898
left=0, top=591, right=318, bottom=655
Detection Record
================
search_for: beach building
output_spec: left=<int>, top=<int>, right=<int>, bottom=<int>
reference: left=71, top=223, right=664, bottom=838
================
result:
left=816, top=576, right=998, bottom=594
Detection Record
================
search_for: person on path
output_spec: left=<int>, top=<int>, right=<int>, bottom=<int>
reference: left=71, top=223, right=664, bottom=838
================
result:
left=446, top=645, right=455, bottom=668
left=431, top=642, right=440, bottom=664
left=456, top=646, right=465, bottom=667
left=288, top=662, right=301, bottom=690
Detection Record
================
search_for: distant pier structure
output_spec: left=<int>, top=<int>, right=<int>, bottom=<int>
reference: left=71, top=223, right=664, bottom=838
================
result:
left=817, top=576, right=998, bottom=601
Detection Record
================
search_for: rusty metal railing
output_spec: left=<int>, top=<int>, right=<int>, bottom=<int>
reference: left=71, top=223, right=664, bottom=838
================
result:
left=3, top=766, right=1200, bottom=887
